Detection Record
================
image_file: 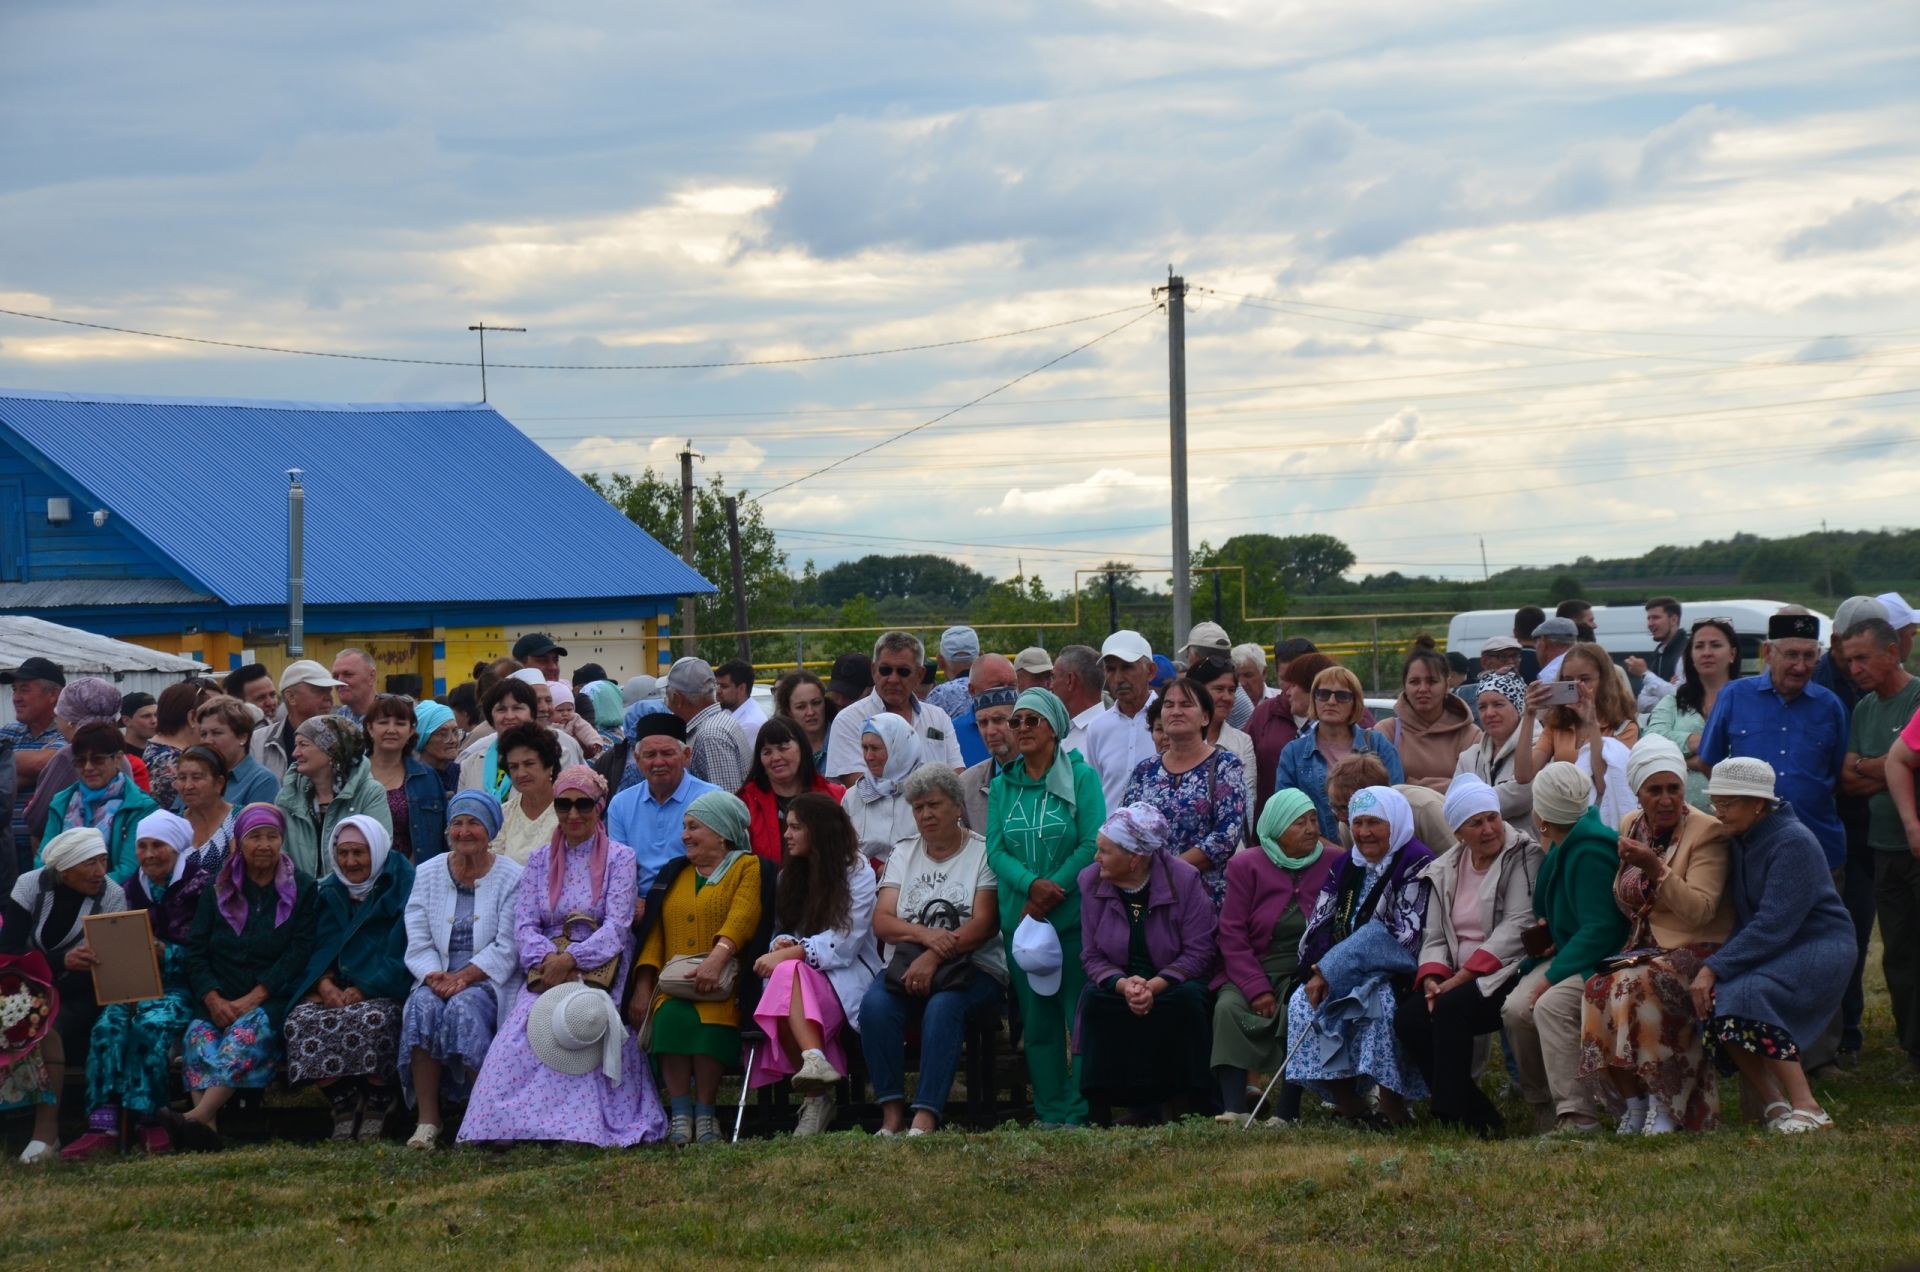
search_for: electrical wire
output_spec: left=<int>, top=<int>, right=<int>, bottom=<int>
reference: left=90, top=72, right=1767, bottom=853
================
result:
left=0, top=302, right=1158, bottom=371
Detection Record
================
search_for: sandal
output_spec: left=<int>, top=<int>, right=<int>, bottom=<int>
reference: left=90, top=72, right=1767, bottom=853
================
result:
left=1761, top=1100, right=1792, bottom=1129
left=1772, top=1109, right=1834, bottom=1135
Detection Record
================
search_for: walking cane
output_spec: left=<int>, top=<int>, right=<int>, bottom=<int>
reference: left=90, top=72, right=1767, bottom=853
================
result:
left=1243, top=1014, right=1318, bottom=1129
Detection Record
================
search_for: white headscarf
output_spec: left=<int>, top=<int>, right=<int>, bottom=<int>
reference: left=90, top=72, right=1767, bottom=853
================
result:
left=328, top=814, right=392, bottom=901
left=855, top=714, right=924, bottom=803
left=1441, top=775, right=1501, bottom=831
left=510, top=668, right=546, bottom=686
left=136, top=810, right=195, bottom=882
left=1625, top=734, right=1688, bottom=794
left=1533, top=762, right=1593, bottom=826
left=43, top=827, right=107, bottom=874
left=1347, top=785, right=1413, bottom=883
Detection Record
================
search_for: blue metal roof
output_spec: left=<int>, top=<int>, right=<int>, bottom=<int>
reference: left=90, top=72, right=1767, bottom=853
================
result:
left=0, top=388, right=714, bottom=607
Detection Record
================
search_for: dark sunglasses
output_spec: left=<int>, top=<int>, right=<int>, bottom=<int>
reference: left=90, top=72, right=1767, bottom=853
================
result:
left=1313, top=687, right=1355, bottom=703
left=1009, top=712, right=1047, bottom=730
left=874, top=663, right=916, bottom=679
left=551, top=798, right=600, bottom=816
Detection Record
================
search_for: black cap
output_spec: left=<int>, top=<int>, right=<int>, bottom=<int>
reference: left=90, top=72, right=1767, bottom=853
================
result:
left=630, top=712, right=687, bottom=743
left=1, top=656, right=66, bottom=688
left=571, top=662, right=608, bottom=687
left=120, top=691, right=157, bottom=716
left=827, top=652, right=872, bottom=696
left=1768, top=613, right=1820, bottom=641
left=512, top=632, right=568, bottom=661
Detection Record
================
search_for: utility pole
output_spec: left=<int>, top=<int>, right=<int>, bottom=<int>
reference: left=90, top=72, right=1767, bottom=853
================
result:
left=1821, top=519, right=1833, bottom=596
left=1159, top=271, right=1191, bottom=650
left=1479, top=536, right=1490, bottom=585
left=1106, top=570, right=1119, bottom=635
left=1212, top=569, right=1222, bottom=625
left=679, top=444, right=702, bottom=646
left=466, top=323, right=525, bottom=402
left=286, top=469, right=304, bottom=656
left=724, top=495, right=750, bottom=662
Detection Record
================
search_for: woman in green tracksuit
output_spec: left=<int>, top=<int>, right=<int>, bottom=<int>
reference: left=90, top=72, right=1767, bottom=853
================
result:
left=985, top=688, right=1107, bottom=1126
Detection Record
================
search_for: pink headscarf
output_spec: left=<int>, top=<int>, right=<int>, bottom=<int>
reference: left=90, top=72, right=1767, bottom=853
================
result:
left=546, top=765, right=610, bottom=914
left=218, top=803, right=298, bottom=934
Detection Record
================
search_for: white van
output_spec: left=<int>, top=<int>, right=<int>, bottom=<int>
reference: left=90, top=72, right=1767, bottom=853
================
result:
left=1446, top=600, right=1830, bottom=675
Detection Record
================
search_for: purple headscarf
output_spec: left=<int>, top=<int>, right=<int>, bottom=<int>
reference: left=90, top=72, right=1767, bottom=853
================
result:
left=55, top=677, right=123, bottom=728
left=217, top=803, right=297, bottom=934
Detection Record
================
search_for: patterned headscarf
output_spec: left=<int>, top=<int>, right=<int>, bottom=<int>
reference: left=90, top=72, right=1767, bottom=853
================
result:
left=55, top=677, right=123, bottom=728
left=1475, top=671, right=1527, bottom=716
left=855, top=714, right=924, bottom=803
left=295, top=715, right=366, bottom=794
left=546, top=765, right=611, bottom=914
left=217, top=804, right=296, bottom=935
left=1100, top=803, right=1171, bottom=855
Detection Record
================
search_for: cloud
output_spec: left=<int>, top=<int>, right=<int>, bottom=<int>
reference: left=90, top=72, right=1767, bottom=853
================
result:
left=986, top=467, right=1170, bottom=516
left=563, top=434, right=766, bottom=478
left=1781, top=190, right=1920, bottom=257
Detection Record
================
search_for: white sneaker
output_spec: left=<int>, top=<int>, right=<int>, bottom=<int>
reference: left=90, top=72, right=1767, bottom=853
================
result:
left=794, top=1091, right=836, bottom=1137
left=18, top=1139, right=57, bottom=1165
left=792, top=1048, right=843, bottom=1093
left=1615, top=1101, right=1647, bottom=1135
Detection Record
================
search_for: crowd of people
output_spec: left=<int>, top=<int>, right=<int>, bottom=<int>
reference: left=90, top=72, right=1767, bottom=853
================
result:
left=3, top=595, right=1917, bottom=1160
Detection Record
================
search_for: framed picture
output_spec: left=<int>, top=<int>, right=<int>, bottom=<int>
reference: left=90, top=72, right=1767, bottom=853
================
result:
left=85, top=909, right=164, bottom=1006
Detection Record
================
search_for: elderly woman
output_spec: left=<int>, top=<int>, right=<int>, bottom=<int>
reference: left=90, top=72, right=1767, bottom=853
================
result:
left=177, top=804, right=320, bottom=1144
left=364, top=694, right=448, bottom=862
left=493, top=722, right=562, bottom=867
left=276, top=716, right=391, bottom=878
left=1392, top=777, right=1542, bottom=1136
left=24, top=678, right=153, bottom=846
left=740, top=716, right=846, bottom=865
left=984, top=687, right=1104, bottom=1127
left=414, top=700, right=465, bottom=797
left=192, top=695, right=280, bottom=808
left=284, top=816, right=417, bottom=1141
left=775, top=669, right=837, bottom=773
left=173, top=745, right=237, bottom=872
left=841, top=713, right=924, bottom=863
left=749, top=792, right=879, bottom=1136
left=2, top=828, right=127, bottom=1163
left=455, top=678, right=584, bottom=797
left=1452, top=671, right=1533, bottom=822
left=1274, top=665, right=1404, bottom=841
left=1499, top=764, right=1628, bottom=1134
left=1074, top=804, right=1217, bottom=1123
left=1382, top=642, right=1481, bottom=791
left=1122, top=677, right=1247, bottom=911
left=1283, top=786, right=1435, bottom=1128
left=399, top=789, right=524, bottom=1151
left=461, top=766, right=665, bottom=1148
left=61, top=813, right=209, bottom=1161
left=1644, top=618, right=1741, bottom=812
left=1691, top=758, right=1854, bottom=1134
left=1210, top=788, right=1339, bottom=1118
left=631, top=790, right=765, bottom=1146
left=1577, top=735, right=1733, bottom=1135
left=862, top=765, right=1006, bottom=1136
left=40, top=721, right=159, bottom=883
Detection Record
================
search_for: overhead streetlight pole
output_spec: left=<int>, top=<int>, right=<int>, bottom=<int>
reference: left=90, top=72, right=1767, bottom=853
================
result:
left=467, top=323, right=526, bottom=402
left=1159, top=272, right=1191, bottom=650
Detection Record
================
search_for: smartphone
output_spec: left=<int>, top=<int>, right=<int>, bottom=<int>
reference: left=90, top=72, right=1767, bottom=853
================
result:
left=1540, top=680, right=1580, bottom=706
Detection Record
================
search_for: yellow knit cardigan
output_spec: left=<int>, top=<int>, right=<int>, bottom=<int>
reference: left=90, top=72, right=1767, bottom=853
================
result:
left=635, top=855, right=763, bottom=1028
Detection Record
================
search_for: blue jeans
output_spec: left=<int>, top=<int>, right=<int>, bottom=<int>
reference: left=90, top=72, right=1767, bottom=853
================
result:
left=859, top=974, right=1004, bottom=1119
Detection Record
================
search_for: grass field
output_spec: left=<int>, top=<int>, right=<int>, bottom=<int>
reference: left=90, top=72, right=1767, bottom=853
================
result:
left=6, top=979, right=1919, bottom=1269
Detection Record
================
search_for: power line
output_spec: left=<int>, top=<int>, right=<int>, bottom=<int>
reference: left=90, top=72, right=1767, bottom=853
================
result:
left=0, top=301, right=1157, bottom=371
left=748, top=306, right=1163, bottom=501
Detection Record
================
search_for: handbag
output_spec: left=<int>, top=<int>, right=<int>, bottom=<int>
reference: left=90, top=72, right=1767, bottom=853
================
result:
left=886, top=942, right=977, bottom=996
left=657, top=952, right=737, bottom=1003
left=527, top=911, right=621, bottom=993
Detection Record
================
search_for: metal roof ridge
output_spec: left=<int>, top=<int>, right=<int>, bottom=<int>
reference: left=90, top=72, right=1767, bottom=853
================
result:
left=0, top=387, right=490, bottom=412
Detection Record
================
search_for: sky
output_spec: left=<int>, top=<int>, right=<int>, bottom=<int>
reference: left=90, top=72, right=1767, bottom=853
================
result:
left=3, top=1, right=1918, bottom=591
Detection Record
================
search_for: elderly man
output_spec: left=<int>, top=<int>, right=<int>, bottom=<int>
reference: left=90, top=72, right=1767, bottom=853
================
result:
left=824, top=631, right=965, bottom=785
left=1626, top=597, right=1687, bottom=710
left=959, top=682, right=1019, bottom=832
left=250, top=659, right=343, bottom=781
left=2, top=657, right=67, bottom=885
left=1231, top=643, right=1277, bottom=706
left=665, top=657, right=752, bottom=793
left=1701, top=607, right=1851, bottom=1073
left=1013, top=647, right=1054, bottom=692
left=606, top=714, right=720, bottom=917
left=330, top=648, right=379, bottom=724
left=511, top=632, right=567, bottom=682
left=926, top=626, right=980, bottom=719
left=949, top=654, right=1016, bottom=768
left=1530, top=615, right=1578, bottom=683
left=1181, top=621, right=1256, bottom=729
left=715, top=659, right=768, bottom=743
left=1083, top=630, right=1159, bottom=810
left=1839, top=616, right=1920, bottom=1073
left=1053, top=645, right=1105, bottom=758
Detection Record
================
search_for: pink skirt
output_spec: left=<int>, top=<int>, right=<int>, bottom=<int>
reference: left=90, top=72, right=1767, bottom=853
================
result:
left=749, top=959, right=848, bottom=1088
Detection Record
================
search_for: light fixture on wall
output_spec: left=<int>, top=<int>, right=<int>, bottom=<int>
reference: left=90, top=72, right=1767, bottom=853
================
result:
left=45, top=497, right=70, bottom=525
left=92, top=509, right=110, bottom=528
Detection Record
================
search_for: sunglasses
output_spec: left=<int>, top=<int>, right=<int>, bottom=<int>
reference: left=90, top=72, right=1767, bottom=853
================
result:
left=874, top=664, right=916, bottom=679
left=375, top=692, right=416, bottom=706
left=1009, top=713, right=1047, bottom=730
left=1313, top=688, right=1355, bottom=703
left=1690, top=617, right=1735, bottom=630
left=551, top=798, right=600, bottom=816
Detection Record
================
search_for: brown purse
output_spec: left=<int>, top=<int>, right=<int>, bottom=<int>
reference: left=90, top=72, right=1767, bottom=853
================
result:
left=527, top=911, right=621, bottom=992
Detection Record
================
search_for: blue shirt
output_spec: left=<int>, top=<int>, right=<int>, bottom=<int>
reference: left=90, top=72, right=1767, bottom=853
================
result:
left=1, top=721, right=64, bottom=861
left=223, top=756, right=281, bottom=809
left=606, top=768, right=719, bottom=892
left=951, top=707, right=989, bottom=768
left=1699, top=671, right=1849, bottom=868
left=926, top=676, right=972, bottom=721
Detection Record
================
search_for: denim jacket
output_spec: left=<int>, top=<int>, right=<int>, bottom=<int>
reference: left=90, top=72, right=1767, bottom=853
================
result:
left=1272, top=722, right=1404, bottom=838
left=404, top=755, right=448, bottom=861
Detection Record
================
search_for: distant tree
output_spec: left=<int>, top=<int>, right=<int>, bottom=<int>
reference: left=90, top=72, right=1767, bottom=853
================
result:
left=1811, top=568, right=1855, bottom=598
left=1547, top=573, right=1586, bottom=605
left=815, top=554, right=992, bottom=609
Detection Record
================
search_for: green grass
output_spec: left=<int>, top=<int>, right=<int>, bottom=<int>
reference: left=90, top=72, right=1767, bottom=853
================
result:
left=6, top=964, right=1919, bottom=1270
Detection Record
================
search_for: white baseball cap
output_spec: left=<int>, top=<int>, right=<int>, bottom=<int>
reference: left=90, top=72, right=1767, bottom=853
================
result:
left=1010, top=915, right=1064, bottom=997
left=1100, top=630, right=1153, bottom=664
left=278, top=660, right=344, bottom=692
left=1875, top=592, right=1918, bottom=630
left=1182, top=621, right=1232, bottom=656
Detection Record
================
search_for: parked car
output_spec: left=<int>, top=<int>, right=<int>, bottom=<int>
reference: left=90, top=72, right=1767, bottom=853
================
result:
left=1446, top=600, right=1828, bottom=676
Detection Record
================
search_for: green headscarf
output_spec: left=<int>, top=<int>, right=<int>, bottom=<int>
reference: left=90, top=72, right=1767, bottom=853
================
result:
left=686, top=790, right=753, bottom=883
left=1014, top=687, right=1079, bottom=808
left=1256, top=788, right=1324, bottom=871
